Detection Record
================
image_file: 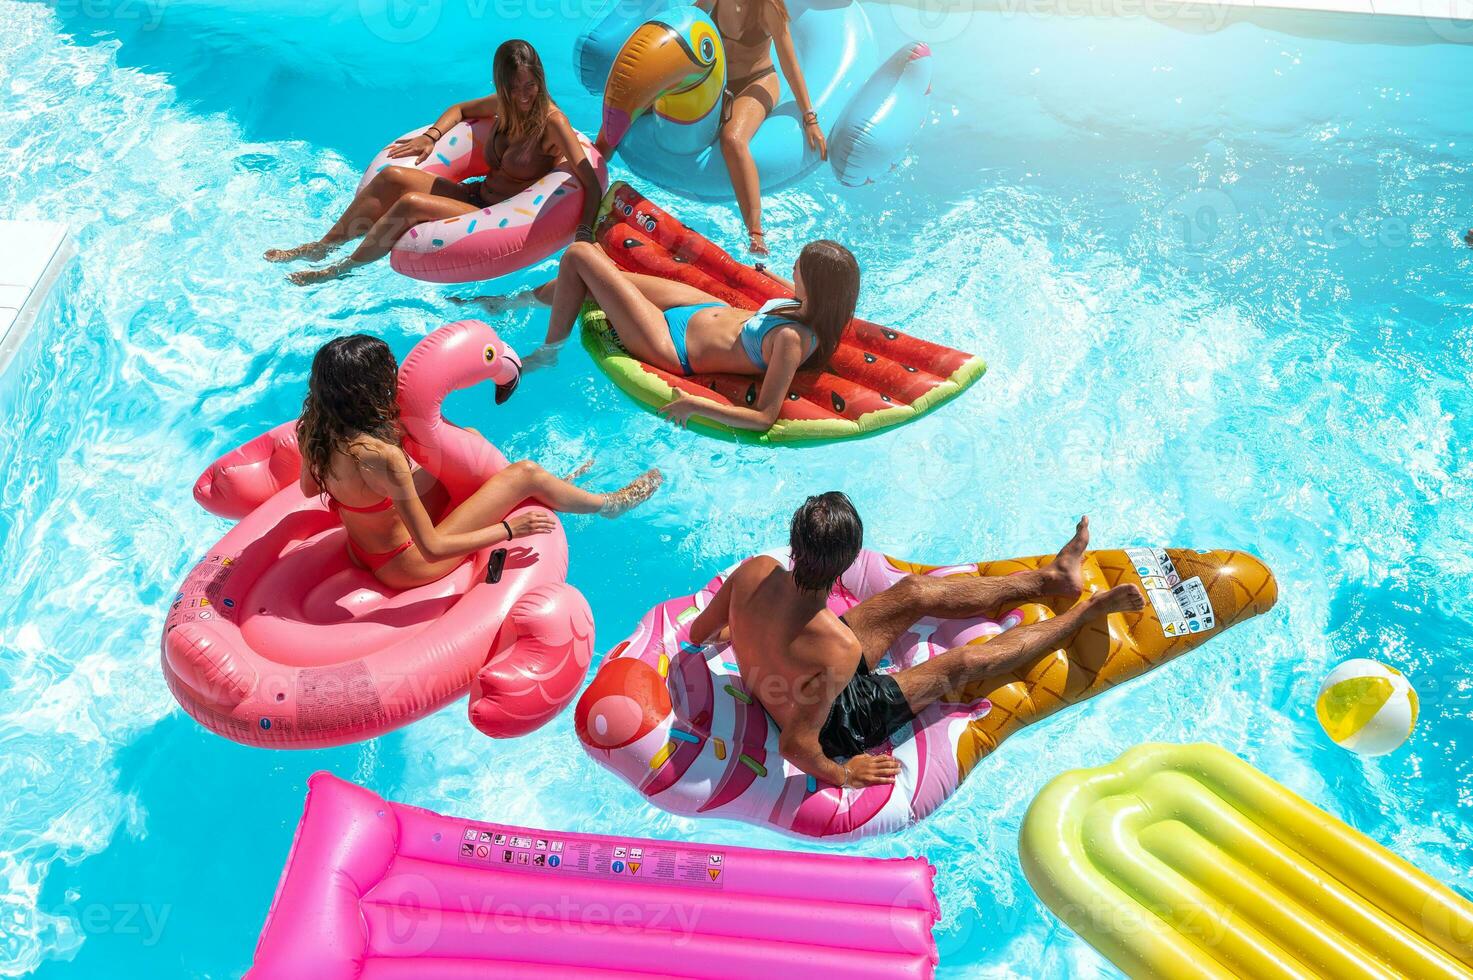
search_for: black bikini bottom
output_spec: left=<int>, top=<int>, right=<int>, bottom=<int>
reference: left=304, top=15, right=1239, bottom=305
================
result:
left=722, top=67, right=778, bottom=122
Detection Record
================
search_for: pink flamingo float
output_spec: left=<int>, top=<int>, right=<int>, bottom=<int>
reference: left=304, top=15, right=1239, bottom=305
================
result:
left=163, top=320, right=594, bottom=747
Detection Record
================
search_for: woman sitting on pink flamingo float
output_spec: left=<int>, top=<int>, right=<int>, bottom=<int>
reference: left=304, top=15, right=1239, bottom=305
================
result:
left=297, top=333, right=660, bottom=585
left=165, top=320, right=659, bottom=748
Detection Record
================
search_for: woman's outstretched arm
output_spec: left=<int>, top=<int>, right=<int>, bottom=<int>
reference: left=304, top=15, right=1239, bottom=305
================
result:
left=360, top=445, right=529, bottom=562
left=765, top=3, right=826, bottom=160
left=545, top=110, right=604, bottom=235
left=658, top=325, right=805, bottom=431
left=387, top=94, right=502, bottom=163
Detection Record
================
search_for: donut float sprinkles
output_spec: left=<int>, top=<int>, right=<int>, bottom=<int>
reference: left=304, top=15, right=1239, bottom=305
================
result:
left=357, top=119, right=606, bottom=284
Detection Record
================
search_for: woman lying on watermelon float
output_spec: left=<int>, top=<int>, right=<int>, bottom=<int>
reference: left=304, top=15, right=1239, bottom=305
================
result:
left=521, top=238, right=860, bottom=431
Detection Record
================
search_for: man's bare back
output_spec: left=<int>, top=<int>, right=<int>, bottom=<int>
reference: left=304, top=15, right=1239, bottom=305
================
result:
left=687, top=494, right=1144, bottom=790
left=715, top=555, right=859, bottom=733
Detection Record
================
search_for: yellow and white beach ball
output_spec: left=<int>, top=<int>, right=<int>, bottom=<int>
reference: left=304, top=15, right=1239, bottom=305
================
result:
left=1315, top=659, right=1418, bottom=756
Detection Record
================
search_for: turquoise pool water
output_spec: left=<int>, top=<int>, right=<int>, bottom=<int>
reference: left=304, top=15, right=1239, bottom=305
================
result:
left=2, top=0, right=1472, bottom=975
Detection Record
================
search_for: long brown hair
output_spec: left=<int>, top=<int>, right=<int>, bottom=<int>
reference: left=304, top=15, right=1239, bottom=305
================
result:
left=782, top=240, right=860, bottom=371
left=296, top=335, right=401, bottom=491
left=493, top=39, right=553, bottom=146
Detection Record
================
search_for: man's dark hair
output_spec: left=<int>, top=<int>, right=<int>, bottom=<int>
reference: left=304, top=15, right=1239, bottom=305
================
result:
left=789, top=491, right=863, bottom=593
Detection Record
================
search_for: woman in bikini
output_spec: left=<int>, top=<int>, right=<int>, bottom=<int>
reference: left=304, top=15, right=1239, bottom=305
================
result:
left=522, top=238, right=858, bottom=432
left=296, top=334, right=660, bottom=589
left=266, top=39, right=601, bottom=285
left=697, top=0, right=826, bottom=256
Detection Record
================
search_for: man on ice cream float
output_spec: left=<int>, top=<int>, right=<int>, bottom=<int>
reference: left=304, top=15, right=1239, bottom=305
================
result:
left=685, top=496, right=1142, bottom=787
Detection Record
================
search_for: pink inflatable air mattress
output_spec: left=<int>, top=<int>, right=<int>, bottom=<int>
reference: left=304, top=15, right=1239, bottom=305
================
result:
left=248, top=773, right=939, bottom=978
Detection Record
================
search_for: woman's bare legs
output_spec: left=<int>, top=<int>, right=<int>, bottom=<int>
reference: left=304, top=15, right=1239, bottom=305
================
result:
left=287, top=190, right=480, bottom=285
left=718, top=76, right=778, bottom=256
left=621, top=272, right=726, bottom=308
left=379, top=459, right=661, bottom=588
left=540, top=242, right=705, bottom=372
left=267, top=166, right=459, bottom=264
left=451, top=279, right=560, bottom=315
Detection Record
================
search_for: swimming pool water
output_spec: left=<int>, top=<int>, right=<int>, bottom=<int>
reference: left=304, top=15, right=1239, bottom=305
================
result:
left=2, top=0, right=1471, bottom=975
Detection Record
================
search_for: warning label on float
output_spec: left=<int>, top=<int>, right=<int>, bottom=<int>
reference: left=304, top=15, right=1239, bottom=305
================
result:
left=456, top=825, right=725, bottom=889
left=1125, top=547, right=1216, bottom=638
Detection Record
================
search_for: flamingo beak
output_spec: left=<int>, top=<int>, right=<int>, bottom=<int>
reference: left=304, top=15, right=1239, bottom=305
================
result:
left=494, top=353, right=521, bottom=405
left=483, top=341, right=522, bottom=404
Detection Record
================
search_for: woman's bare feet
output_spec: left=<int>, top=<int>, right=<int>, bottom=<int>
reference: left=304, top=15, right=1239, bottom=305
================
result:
left=598, top=468, right=663, bottom=516
left=287, top=258, right=363, bottom=286
left=564, top=458, right=595, bottom=483
left=1041, top=516, right=1090, bottom=596
left=747, top=228, right=769, bottom=257
left=265, top=240, right=341, bottom=264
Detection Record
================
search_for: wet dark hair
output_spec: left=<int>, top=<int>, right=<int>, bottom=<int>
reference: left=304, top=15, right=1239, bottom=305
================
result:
left=296, top=334, right=401, bottom=491
left=780, top=240, right=859, bottom=371
left=789, top=491, right=863, bottom=593
left=493, top=39, right=552, bottom=146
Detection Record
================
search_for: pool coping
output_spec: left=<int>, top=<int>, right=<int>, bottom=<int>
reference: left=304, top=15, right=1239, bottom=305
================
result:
left=890, top=0, right=1473, bottom=39
left=0, top=220, right=72, bottom=379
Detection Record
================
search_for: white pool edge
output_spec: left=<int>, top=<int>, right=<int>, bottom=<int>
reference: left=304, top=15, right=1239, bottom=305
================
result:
left=0, top=220, right=72, bottom=379
left=887, top=0, right=1473, bottom=38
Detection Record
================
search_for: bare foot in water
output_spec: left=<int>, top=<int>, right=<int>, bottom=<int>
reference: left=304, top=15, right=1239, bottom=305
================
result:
left=449, top=292, right=536, bottom=315
left=287, top=259, right=362, bottom=286
left=598, top=468, right=663, bottom=516
left=1041, top=515, right=1090, bottom=596
left=747, top=229, right=769, bottom=257
left=564, top=458, right=595, bottom=483
left=1081, top=582, right=1146, bottom=618
left=265, top=240, right=340, bottom=264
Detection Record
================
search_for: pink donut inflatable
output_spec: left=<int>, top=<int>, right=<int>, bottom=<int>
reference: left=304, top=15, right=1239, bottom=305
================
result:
left=164, top=320, right=594, bottom=747
left=359, top=120, right=607, bottom=283
left=247, top=772, right=940, bottom=978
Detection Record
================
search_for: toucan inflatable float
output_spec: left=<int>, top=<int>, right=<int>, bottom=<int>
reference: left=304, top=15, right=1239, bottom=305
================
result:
left=575, top=0, right=934, bottom=195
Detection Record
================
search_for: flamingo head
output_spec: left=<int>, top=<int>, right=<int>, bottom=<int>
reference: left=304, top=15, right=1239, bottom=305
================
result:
left=480, top=330, right=522, bottom=404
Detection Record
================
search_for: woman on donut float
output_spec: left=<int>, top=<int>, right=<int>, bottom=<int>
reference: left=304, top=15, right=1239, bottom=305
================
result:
left=298, top=334, right=660, bottom=586
left=697, top=0, right=825, bottom=256
left=524, top=238, right=858, bottom=431
left=267, top=39, right=602, bottom=286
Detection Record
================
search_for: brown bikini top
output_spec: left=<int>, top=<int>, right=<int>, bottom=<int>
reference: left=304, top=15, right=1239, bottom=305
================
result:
left=485, top=119, right=557, bottom=184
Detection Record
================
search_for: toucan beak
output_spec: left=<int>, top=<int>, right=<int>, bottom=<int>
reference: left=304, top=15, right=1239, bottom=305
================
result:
left=600, top=22, right=706, bottom=150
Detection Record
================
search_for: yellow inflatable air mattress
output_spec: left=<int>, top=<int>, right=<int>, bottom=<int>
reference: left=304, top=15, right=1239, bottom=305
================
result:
left=1019, top=742, right=1473, bottom=979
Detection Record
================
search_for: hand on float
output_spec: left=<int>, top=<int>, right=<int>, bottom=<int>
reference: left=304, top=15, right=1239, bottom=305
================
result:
left=506, top=510, right=557, bottom=540
left=388, top=133, right=437, bottom=164
left=843, top=753, right=900, bottom=787
left=658, top=392, right=705, bottom=428
left=802, top=112, right=827, bottom=161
